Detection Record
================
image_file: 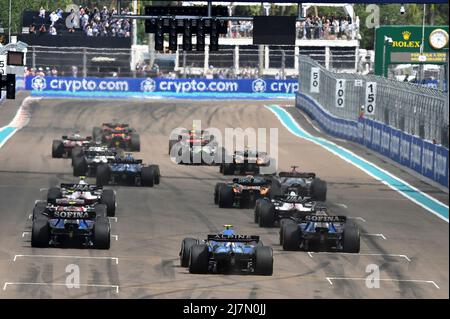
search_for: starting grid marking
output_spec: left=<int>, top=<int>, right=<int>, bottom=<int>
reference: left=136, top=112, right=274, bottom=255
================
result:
left=361, top=233, right=387, bottom=240
left=13, top=254, right=119, bottom=264
left=325, top=277, right=440, bottom=289
left=3, top=282, right=120, bottom=293
left=307, top=252, right=411, bottom=262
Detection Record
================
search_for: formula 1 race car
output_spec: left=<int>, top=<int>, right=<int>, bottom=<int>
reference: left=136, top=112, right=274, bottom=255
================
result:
left=214, top=175, right=271, bottom=209
left=93, top=123, right=140, bottom=151
left=46, top=177, right=116, bottom=217
left=52, top=133, right=92, bottom=158
left=269, top=166, right=327, bottom=202
left=168, top=129, right=223, bottom=165
left=96, top=154, right=160, bottom=187
left=31, top=201, right=110, bottom=249
left=179, top=225, right=273, bottom=275
left=279, top=207, right=360, bottom=253
left=254, top=193, right=319, bottom=227
left=71, top=145, right=122, bottom=177
left=219, top=150, right=272, bottom=175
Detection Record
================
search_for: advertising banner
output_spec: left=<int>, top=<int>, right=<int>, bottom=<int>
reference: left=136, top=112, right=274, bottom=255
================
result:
left=26, top=76, right=299, bottom=95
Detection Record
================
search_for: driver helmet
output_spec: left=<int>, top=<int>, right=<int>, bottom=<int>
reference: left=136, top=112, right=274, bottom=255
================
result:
left=79, top=176, right=88, bottom=185
left=223, top=225, right=234, bottom=236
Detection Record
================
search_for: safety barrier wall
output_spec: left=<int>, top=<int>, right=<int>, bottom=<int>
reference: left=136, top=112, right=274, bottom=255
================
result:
left=296, top=92, right=449, bottom=188
left=24, top=76, right=298, bottom=97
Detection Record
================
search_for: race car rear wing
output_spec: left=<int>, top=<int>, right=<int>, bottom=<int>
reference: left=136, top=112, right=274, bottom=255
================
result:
left=60, top=184, right=102, bottom=191
left=107, top=158, right=143, bottom=164
left=300, top=215, right=347, bottom=223
left=54, top=198, right=87, bottom=205
left=46, top=207, right=96, bottom=220
left=279, top=172, right=316, bottom=179
left=207, top=234, right=260, bottom=243
left=232, top=178, right=271, bottom=186
left=273, top=194, right=311, bottom=203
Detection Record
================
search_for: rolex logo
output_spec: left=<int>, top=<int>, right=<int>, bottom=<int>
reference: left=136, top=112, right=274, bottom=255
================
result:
left=402, top=31, right=411, bottom=40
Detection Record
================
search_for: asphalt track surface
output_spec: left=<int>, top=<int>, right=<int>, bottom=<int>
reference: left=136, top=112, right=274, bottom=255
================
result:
left=0, top=96, right=448, bottom=299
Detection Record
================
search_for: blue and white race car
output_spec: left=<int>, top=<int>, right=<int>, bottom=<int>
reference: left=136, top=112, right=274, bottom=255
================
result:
left=179, top=225, right=273, bottom=275
left=96, top=154, right=160, bottom=187
left=280, top=206, right=360, bottom=253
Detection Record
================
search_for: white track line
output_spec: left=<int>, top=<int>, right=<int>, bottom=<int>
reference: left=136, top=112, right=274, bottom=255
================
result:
left=325, top=277, right=440, bottom=289
left=361, top=233, right=387, bottom=240
left=3, top=282, right=119, bottom=293
left=307, top=252, right=410, bottom=262
left=347, top=217, right=366, bottom=222
left=111, top=235, right=119, bottom=241
left=13, top=254, right=119, bottom=264
left=21, top=232, right=30, bottom=238
left=108, top=217, right=118, bottom=223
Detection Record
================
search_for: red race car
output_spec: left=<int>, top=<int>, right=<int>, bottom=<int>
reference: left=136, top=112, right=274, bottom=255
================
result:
left=92, top=123, right=140, bottom=151
left=52, top=133, right=92, bottom=158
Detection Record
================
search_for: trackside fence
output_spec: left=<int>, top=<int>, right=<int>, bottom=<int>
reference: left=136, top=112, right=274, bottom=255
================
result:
left=296, top=57, right=449, bottom=188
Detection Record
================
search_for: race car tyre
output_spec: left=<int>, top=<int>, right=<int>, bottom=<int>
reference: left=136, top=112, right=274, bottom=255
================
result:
left=130, top=134, right=140, bottom=152
left=47, top=187, right=62, bottom=204
left=254, top=198, right=264, bottom=223
left=279, top=219, right=295, bottom=245
left=214, top=183, right=226, bottom=205
left=254, top=246, right=273, bottom=276
left=73, top=156, right=87, bottom=177
left=311, top=178, right=327, bottom=202
left=31, top=218, right=49, bottom=248
left=94, top=216, right=110, bottom=249
left=52, top=140, right=64, bottom=158
left=222, top=163, right=235, bottom=175
left=93, top=127, right=102, bottom=142
left=141, top=166, right=155, bottom=187
left=32, top=201, right=47, bottom=220
left=95, top=204, right=108, bottom=217
left=71, top=146, right=84, bottom=162
left=189, top=244, right=209, bottom=274
left=101, top=190, right=116, bottom=217
left=282, top=223, right=301, bottom=251
left=218, top=185, right=233, bottom=208
left=149, top=165, right=160, bottom=185
left=180, top=238, right=198, bottom=267
left=96, top=164, right=111, bottom=186
left=258, top=200, right=275, bottom=227
left=343, top=223, right=360, bottom=253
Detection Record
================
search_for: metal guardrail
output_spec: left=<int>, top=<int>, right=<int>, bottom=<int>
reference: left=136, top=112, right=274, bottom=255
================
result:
left=298, top=55, right=449, bottom=147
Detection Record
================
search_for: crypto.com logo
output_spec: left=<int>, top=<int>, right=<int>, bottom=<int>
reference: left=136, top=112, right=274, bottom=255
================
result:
left=31, top=76, right=47, bottom=91
left=252, top=78, right=267, bottom=93
left=168, top=120, right=279, bottom=174
left=140, top=78, right=156, bottom=92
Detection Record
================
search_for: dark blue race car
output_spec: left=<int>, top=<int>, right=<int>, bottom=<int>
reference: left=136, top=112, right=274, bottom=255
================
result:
left=179, top=225, right=273, bottom=275
left=96, top=154, right=160, bottom=187
left=280, top=207, right=360, bottom=253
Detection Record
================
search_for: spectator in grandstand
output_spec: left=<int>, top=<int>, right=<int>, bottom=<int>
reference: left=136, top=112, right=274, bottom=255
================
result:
left=56, top=8, right=63, bottom=19
left=51, top=66, right=58, bottom=77
left=39, top=24, right=47, bottom=34
left=49, top=25, right=57, bottom=36
left=36, top=67, right=45, bottom=77
left=39, top=7, right=46, bottom=19
left=49, top=11, right=59, bottom=26
left=29, top=23, right=36, bottom=34
left=72, top=66, right=78, bottom=77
